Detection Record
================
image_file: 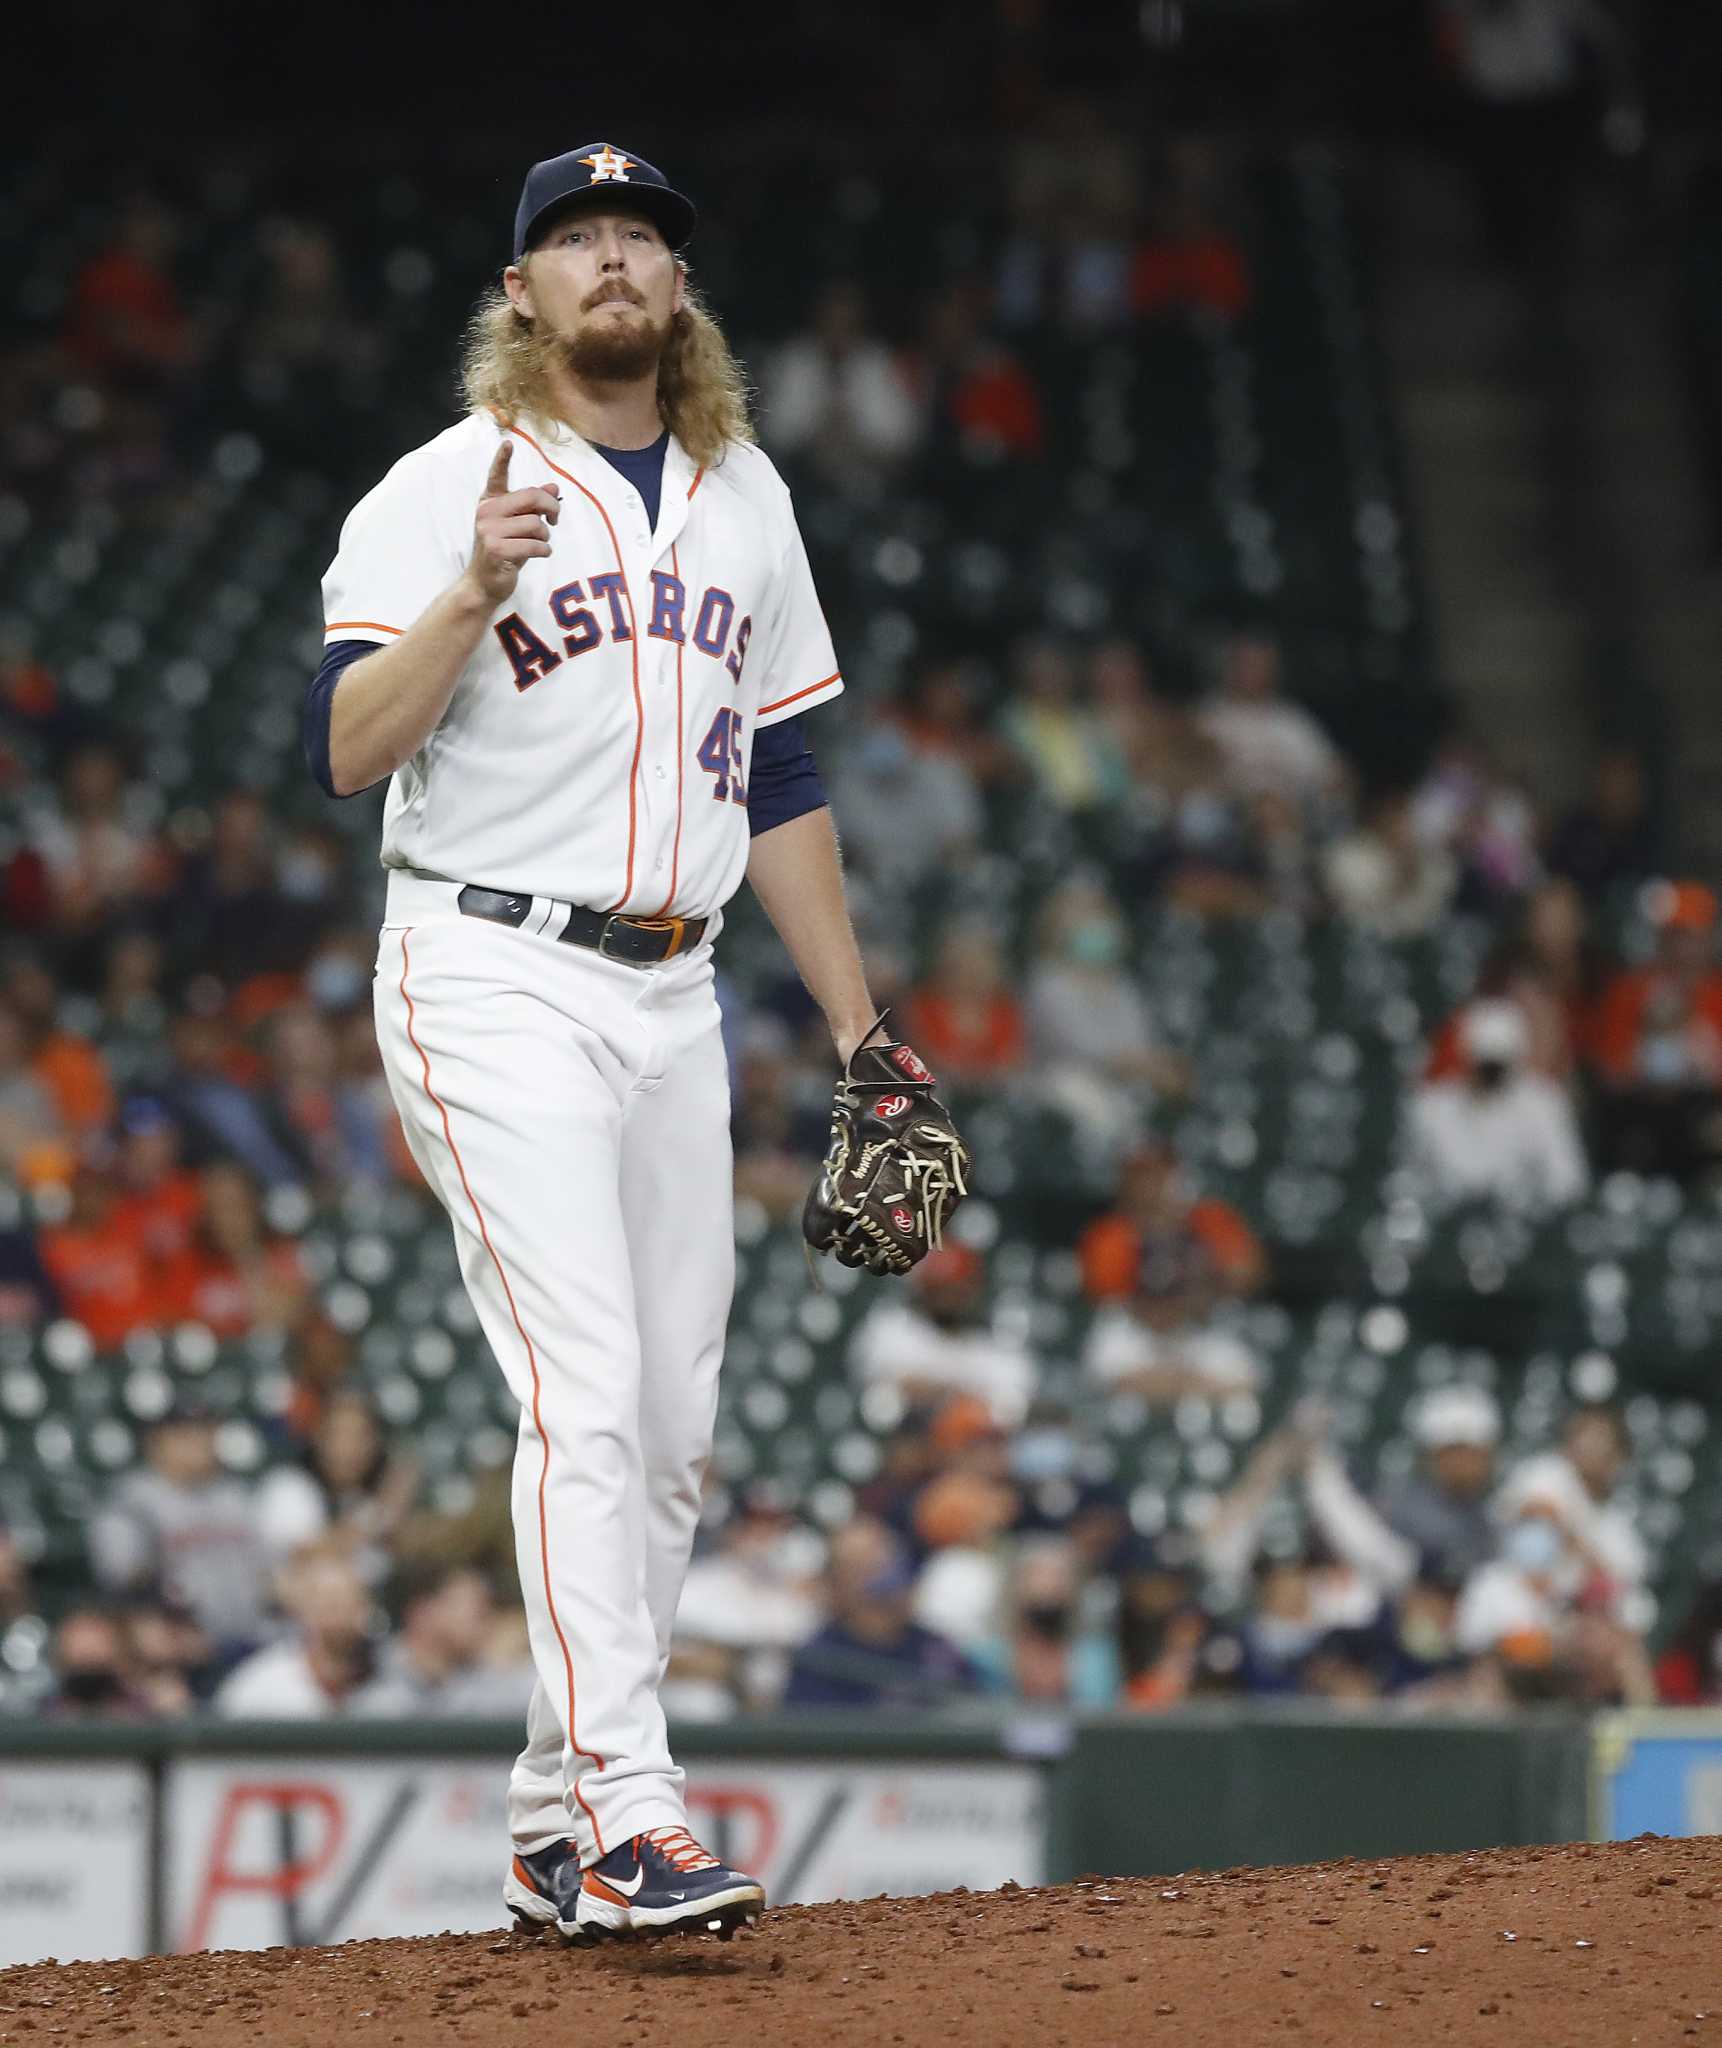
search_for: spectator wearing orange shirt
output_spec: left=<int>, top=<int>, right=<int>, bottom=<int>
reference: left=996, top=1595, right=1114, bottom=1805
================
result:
left=5, top=947, right=115, bottom=1142
left=161, top=1161, right=311, bottom=1339
left=902, top=922, right=1025, bottom=1088
left=909, top=281, right=1045, bottom=463
left=64, top=196, right=195, bottom=387
left=1589, top=882, right=1722, bottom=1183
left=1130, top=166, right=1253, bottom=323
left=1079, top=1134, right=1265, bottom=1304
left=109, top=1099, right=202, bottom=1266
left=38, top=1159, right=171, bottom=1348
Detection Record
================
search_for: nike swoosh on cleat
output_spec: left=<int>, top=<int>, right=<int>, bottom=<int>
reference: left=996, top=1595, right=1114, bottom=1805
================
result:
left=596, top=1866, right=645, bottom=1898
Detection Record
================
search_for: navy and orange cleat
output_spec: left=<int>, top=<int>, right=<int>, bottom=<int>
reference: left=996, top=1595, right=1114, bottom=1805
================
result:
left=571, top=1828, right=765, bottom=1942
left=503, top=1839, right=580, bottom=1933
left=503, top=1829, right=765, bottom=1942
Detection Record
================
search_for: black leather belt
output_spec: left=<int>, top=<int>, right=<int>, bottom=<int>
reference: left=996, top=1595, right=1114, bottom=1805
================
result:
left=456, top=885, right=706, bottom=966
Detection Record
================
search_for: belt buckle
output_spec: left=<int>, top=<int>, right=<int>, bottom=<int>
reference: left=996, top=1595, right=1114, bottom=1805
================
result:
left=598, top=914, right=685, bottom=965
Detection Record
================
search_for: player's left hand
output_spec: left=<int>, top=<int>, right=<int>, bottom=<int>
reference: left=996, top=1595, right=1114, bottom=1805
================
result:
left=802, top=1019, right=971, bottom=1276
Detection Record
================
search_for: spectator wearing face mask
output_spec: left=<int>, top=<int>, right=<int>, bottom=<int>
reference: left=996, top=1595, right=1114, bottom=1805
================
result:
left=46, top=1607, right=146, bottom=1719
left=1406, top=999, right=1588, bottom=1209
left=971, top=1537, right=1120, bottom=1708
left=1495, top=1405, right=1646, bottom=1621
left=213, top=1542, right=378, bottom=1718
left=1200, top=1416, right=1386, bottom=1691
left=1590, top=881, right=1722, bottom=1182
left=1027, top=880, right=1190, bottom=1142
left=1453, top=1504, right=1572, bottom=1662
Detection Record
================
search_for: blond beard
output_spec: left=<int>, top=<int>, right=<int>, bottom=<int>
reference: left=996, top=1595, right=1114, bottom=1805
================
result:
left=559, top=305, right=673, bottom=384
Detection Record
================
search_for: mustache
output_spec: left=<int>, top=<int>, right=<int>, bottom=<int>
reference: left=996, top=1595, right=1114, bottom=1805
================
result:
left=582, top=282, right=645, bottom=311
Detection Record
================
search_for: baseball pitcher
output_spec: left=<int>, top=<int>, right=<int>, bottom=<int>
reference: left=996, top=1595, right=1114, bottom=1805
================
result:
left=306, top=142, right=968, bottom=1942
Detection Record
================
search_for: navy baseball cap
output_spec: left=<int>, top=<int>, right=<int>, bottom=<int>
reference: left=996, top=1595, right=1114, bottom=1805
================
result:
left=514, top=142, right=696, bottom=262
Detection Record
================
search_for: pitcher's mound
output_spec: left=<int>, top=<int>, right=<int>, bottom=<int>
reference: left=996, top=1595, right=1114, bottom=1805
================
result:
left=4, top=1834, right=1721, bottom=2047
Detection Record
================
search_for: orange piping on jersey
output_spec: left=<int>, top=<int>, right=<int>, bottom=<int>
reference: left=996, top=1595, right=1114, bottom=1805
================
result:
left=650, top=541, right=687, bottom=918
left=325, top=620, right=403, bottom=636
left=504, top=422, right=646, bottom=912
left=509, top=419, right=651, bottom=909
left=686, top=467, right=705, bottom=500
left=398, top=929, right=607, bottom=1856
left=758, top=672, right=841, bottom=717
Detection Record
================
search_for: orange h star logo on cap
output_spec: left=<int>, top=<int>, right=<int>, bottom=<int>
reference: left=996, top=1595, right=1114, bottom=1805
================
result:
left=580, top=145, right=635, bottom=184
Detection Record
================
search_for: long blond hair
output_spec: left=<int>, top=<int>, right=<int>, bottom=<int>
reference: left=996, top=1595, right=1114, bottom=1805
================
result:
left=460, top=266, right=753, bottom=468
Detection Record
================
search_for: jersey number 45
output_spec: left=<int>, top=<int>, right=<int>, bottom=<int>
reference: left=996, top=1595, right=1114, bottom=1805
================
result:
left=697, top=707, right=749, bottom=805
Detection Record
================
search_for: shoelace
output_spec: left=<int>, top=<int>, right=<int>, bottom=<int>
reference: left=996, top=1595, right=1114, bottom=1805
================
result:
left=640, top=1826, right=722, bottom=1873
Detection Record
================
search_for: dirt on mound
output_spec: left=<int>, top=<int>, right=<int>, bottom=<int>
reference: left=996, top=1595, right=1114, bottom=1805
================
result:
left=4, top=1835, right=1722, bottom=2048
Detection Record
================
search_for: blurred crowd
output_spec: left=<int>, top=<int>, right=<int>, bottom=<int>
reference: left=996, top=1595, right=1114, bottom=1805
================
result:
left=7, top=110, right=1722, bottom=1730
left=6, top=604, right=1722, bottom=1724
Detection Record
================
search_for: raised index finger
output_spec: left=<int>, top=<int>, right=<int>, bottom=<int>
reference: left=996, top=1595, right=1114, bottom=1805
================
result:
left=482, top=440, right=512, bottom=498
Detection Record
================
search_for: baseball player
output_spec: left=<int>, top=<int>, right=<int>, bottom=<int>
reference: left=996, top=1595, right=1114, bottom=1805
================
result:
left=306, top=142, right=968, bottom=1943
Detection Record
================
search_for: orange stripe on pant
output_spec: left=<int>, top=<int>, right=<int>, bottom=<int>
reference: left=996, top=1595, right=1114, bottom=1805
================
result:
left=397, top=928, right=606, bottom=1856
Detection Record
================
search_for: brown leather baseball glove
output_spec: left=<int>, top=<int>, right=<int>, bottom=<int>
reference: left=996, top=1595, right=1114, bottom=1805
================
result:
left=801, top=1020, right=971, bottom=1276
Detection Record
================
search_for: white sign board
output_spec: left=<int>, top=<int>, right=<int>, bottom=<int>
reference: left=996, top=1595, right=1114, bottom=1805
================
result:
left=165, top=1755, right=1043, bottom=1952
left=0, top=1763, right=151, bottom=1966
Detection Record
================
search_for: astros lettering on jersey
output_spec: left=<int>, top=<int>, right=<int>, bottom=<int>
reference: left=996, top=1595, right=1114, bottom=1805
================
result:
left=321, top=413, right=842, bottom=917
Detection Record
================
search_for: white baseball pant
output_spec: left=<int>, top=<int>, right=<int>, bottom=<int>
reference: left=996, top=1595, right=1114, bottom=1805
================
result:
left=372, top=875, right=733, bottom=1864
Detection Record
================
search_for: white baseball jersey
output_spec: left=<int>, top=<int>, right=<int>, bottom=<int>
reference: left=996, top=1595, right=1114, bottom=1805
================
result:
left=322, top=411, right=843, bottom=917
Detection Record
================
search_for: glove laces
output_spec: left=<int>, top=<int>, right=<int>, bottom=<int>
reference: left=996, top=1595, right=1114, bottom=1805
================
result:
left=901, top=1123, right=970, bottom=1253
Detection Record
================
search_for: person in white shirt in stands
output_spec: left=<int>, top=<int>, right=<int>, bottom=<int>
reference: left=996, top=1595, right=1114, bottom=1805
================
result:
left=848, top=1241, right=1035, bottom=1427
left=760, top=281, right=920, bottom=486
left=1198, top=629, right=1343, bottom=808
left=213, top=1542, right=376, bottom=1719
left=1452, top=1501, right=1573, bottom=1659
left=1406, top=998, right=1588, bottom=1210
left=1324, top=787, right=1458, bottom=938
left=1495, top=1404, right=1647, bottom=1621
left=669, top=1484, right=824, bottom=1718
left=1082, top=1240, right=1259, bottom=1404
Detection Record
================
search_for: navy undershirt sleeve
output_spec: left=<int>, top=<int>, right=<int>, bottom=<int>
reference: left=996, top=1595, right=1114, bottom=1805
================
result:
left=592, top=431, right=669, bottom=531
left=747, top=715, right=827, bottom=836
left=303, top=638, right=387, bottom=797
